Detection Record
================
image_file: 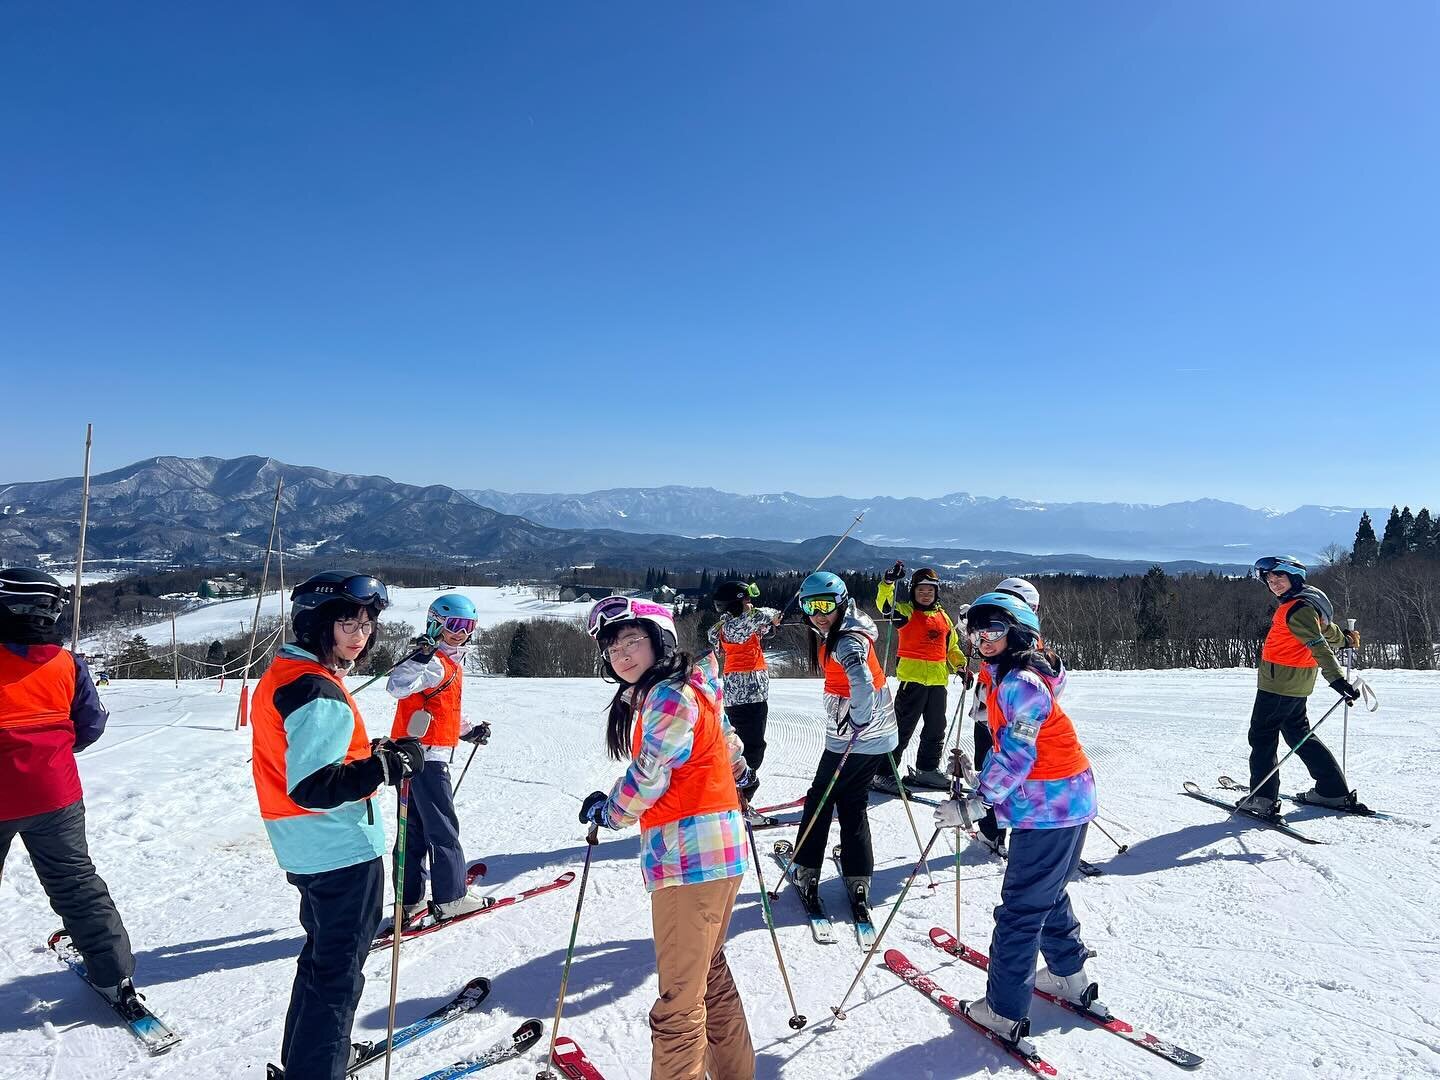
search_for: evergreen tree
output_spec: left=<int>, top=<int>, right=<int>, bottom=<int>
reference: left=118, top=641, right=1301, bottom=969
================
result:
left=1412, top=508, right=1436, bottom=557
left=1136, top=566, right=1174, bottom=665
left=1398, top=506, right=1417, bottom=554
left=113, top=634, right=166, bottom=679
left=1351, top=511, right=1379, bottom=566
left=1378, top=506, right=1407, bottom=562
left=506, top=622, right=532, bottom=677
left=206, top=640, right=226, bottom=670
left=644, top=567, right=655, bottom=590
left=698, top=569, right=712, bottom=596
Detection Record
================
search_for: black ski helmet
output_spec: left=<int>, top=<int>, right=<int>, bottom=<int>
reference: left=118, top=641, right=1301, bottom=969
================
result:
left=290, top=571, right=389, bottom=654
left=712, top=580, right=759, bottom=615
left=908, top=567, right=941, bottom=609
left=0, top=567, right=68, bottom=635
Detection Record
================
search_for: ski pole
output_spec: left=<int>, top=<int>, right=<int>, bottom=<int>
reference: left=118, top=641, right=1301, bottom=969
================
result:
left=1243, top=677, right=1377, bottom=805
left=769, top=733, right=858, bottom=902
left=831, top=826, right=945, bottom=1020
left=775, top=510, right=868, bottom=619
left=354, top=636, right=440, bottom=695
left=885, top=752, right=937, bottom=889
left=742, top=813, right=806, bottom=1030
left=452, top=741, right=481, bottom=798
left=538, top=825, right=599, bottom=1080
left=947, top=677, right=971, bottom=940
left=1090, top=819, right=1129, bottom=854
left=1342, top=618, right=1356, bottom=776
left=383, top=712, right=431, bottom=1080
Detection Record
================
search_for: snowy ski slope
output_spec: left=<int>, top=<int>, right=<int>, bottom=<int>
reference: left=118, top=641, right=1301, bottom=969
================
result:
left=1, top=669, right=1437, bottom=1079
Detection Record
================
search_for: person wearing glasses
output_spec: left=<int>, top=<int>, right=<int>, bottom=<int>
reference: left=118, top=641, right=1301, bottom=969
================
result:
left=1237, top=556, right=1363, bottom=818
left=933, top=591, right=1097, bottom=1056
left=706, top=581, right=781, bottom=808
left=789, top=572, right=898, bottom=923
left=383, top=593, right=492, bottom=931
left=578, top=597, right=756, bottom=1080
left=251, top=571, right=426, bottom=1080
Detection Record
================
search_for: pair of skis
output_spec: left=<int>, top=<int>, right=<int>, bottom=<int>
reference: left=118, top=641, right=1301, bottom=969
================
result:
left=887, top=928, right=1203, bottom=1074
left=371, top=867, right=575, bottom=951
left=768, top=839, right=875, bottom=947
left=1213, top=775, right=1396, bottom=820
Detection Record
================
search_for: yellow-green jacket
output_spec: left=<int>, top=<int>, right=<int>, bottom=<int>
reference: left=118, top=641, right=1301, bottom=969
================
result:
left=876, top=580, right=966, bottom=687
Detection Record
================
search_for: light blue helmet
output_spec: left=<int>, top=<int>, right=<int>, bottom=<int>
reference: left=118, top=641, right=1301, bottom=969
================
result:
left=798, top=571, right=848, bottom=605
left=1253, top=555, right=1307, bottom=583
left=965, top=591, right=1042, bottom=637
left=427, top=593, right=478, bottom=638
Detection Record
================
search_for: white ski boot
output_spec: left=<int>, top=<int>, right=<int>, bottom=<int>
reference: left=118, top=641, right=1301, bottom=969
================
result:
left=965, top=997, right=1036, bottom=1055
left=1035, top=965, right=1109, bottom=1017
left=434, top=887, right=495, bottom=920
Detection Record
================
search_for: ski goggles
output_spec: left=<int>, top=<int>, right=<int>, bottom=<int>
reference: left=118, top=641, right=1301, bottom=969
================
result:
left=586, top=595, right=672, bottom=639
left=435, top=616, right=477, bottom=635
left=294, top=574, right=391, bottom=610
left=1252, top=556, right=1305, bottom=579
left=968, top=619, right=1011, bottom=643
left=799, top=596, right=840, bottom=616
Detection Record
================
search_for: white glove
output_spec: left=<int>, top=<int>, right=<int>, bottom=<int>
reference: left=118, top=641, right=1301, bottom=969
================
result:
left=933, top=795, right=987, bottom=830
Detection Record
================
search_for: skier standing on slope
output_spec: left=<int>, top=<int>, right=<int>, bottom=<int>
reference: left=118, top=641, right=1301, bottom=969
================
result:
left=1235, top=556, right=1363, bottom=817
left=251, top=571, right=425, bottom=1080
left=970, top=577, right=1051, bottom=856
left=934, top=591, right=1098, bottom=1051
left=0, top=569, right=143, bottom=1015
left=706, top=580, right=781, bottom=808
left=578, top=597, right=756, bottom=1080
left=874, top=563, right=968, bottom=793
left=383, top=593, right=492, bottom=931
left=788, top=572, right=898, bottom=922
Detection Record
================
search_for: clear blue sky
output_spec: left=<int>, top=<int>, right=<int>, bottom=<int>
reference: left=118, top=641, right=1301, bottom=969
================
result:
left=2, top=3, right=1436, bottom=510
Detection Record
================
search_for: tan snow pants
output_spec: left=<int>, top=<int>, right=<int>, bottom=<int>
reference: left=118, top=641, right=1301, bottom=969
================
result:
left=648, top=874, right=755, bottom=1080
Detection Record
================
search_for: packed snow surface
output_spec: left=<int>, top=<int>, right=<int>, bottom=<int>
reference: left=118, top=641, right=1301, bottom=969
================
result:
left=2, top=669, right=1437, bottom=1079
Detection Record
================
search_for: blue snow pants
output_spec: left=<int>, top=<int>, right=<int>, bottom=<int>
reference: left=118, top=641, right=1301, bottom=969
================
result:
left=282, top=856, right=384, bottom=1080
left=401, top=759, right=468, bottom=907
left=987, top=823, right=1090, bottom=1021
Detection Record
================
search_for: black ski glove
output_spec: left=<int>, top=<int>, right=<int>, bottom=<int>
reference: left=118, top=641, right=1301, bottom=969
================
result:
left=579, top=790, right=610, bottom=827
left=372, top=737, right=426, bottom=786
left=408, top=635, right=439, bottom=661
left=1329, top=677, right=1361, bottom=704
left=882, top=561, right=905, bottom=584
left=460, top=721, right=491, bottom=746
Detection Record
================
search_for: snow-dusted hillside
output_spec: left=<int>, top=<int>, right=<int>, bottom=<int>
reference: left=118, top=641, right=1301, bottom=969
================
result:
left=1, top=670, right=1437, bottom=1079
left=83, top=586, right=592, bottom=650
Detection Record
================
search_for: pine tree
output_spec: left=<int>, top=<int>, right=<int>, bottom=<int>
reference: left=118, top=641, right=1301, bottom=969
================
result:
left=1399, top=506, right=1417, bottom=554
left=644, top=567, right=655, bottom=590
left=1136, top=566, right=1174, bottom=666
left=506, top=623, right=532, bottom=677
left=1351, top=511, right=1379, bottom=566
left=1378, top=506, right=1407, bottom=562
left=1412, top=508, right=1436, bottom=557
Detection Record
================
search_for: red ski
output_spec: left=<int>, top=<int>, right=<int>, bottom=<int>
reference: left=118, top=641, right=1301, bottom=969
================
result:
left=884, top=949, right=1058, bottom=1076
left=929, top=928, right=1202, bottom=1069
left=370, top=871, right=574, bottom=951
left=550, top=1035, right=606, bottom=1078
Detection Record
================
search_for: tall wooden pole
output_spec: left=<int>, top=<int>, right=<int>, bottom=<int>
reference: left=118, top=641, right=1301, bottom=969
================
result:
left=70, top=423, right=93, bottom=649
left=172, top=612, right=179, bottom=688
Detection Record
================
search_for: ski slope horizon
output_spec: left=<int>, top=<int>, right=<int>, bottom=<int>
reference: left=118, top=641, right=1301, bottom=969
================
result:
left=1, top=669, right=1436, bottom=1079
left=82, top=586, right=594, bottom=652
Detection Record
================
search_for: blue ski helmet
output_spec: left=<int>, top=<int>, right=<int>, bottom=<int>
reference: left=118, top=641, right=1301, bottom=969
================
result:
left=427, top=593, right=478, bottom=638
left=798, top=571, right=848, bottom=605
left=1253, top=555, right=1307, bottom=583
left=964, top=591, right=1042, bottom=638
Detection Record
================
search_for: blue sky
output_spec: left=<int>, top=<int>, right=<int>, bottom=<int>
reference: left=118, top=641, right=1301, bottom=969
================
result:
left=2, top=3, right=1436, bottom=510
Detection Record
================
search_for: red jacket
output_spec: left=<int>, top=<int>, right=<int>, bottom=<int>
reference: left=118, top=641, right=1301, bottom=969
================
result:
left=0, top=644, right=109, bottom=820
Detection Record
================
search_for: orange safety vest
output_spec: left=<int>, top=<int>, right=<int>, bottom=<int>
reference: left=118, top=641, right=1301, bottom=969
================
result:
left=720, top=632, right=767, bottom=674
left=633, top=684, right=739, bottom=830
left=897, top=607, right=951, bottom=663
left=252, top=655, right=375, bottom=822
left=820, top=637, right=886, bottom=698
left=0, top=647, right=82, bottom=818
left=1260, top=599, right=1318, bottom=669
left=987, top=674, right=1089, bottom=782
left=391, top=650, right=463, bottom=746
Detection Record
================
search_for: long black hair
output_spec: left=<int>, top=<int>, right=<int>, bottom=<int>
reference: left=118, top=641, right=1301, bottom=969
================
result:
left=298, top=600, right=382, bottom=668
left=805, top=597, right=858, bottom=671
left=596, top=620, right=693, bottom=762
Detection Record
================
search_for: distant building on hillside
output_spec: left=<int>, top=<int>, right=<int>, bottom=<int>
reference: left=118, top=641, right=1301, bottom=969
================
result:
left=558, top=584, right=622, bottom=603
left=199, top=576, right=247, bottom=599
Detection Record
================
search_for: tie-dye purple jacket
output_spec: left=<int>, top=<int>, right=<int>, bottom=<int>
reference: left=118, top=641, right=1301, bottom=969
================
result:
left=976, top=660, right=1097, bottom=830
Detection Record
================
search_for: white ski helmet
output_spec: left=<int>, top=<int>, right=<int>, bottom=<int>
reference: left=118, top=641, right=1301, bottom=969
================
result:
left=995, top=577, right=1040, bottom=612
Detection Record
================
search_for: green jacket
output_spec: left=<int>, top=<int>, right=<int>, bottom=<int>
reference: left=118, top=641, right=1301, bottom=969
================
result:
left=876, top=580, right=966, bottom=686
left=1258, top=602, right=1346, bottom=697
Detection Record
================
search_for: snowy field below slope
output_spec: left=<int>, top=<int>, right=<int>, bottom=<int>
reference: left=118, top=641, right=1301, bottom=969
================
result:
left=81, top=585, right=593, bottom=650
left=1, top=669, right=1438, bottom=1080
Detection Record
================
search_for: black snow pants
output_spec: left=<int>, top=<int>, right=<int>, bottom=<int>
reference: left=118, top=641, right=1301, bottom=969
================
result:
left=282, top=856, right=384, bottom=1080
left=1247, top=689, right=1348, bottom=802
left=0, top=798, right=134, bottom=986
left=793, top=749, right=885, bottom=877
left=894, top=682, right=948, bottom=772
